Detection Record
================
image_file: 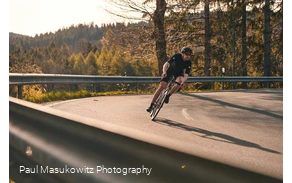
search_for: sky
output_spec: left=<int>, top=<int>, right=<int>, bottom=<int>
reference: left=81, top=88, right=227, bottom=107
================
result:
left=9, top=0, right=136, bottom=37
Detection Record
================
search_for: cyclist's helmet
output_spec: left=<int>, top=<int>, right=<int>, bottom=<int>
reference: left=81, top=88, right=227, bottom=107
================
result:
left=181, top=46, right=193, bottom=54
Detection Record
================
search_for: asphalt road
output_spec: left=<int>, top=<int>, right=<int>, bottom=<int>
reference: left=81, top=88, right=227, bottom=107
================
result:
left=44, top=88, right=283, bottom=179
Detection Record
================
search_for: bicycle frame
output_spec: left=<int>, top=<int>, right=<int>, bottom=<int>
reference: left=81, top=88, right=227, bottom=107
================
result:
left=150, top=75, right=176, bottom=121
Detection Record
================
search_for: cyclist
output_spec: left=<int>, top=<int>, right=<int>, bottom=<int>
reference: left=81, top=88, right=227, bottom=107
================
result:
left=146, top=46, right=193, bottom=112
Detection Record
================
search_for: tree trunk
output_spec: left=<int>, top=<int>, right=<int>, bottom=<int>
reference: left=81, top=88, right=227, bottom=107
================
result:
left=231, top=0, right=236, bottom=89
left=204, top=0, right=211, bottom=77
left=154, top=0, right=167, bottom=75
left=241, top=0, right=247, bottom=89
left=264, top=0, right=271, bottom=88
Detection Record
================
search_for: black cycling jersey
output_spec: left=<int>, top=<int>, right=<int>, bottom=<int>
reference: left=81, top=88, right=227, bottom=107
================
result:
left=167, top=53, right=191, bottom=76
left=161, top=53, right=192, bottom=82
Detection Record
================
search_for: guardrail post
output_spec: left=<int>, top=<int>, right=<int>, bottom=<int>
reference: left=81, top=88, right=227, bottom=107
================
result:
left=17, top=85, right=23, bottom=99
left=222, top=68, right=225, bottom=90
left=222, top=81, right=224, bottom=90
left=93, top=84, right=97, bottom=92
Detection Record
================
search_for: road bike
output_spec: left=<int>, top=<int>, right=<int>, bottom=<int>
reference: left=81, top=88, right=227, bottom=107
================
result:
left=150, top=75, right=176, bottom=121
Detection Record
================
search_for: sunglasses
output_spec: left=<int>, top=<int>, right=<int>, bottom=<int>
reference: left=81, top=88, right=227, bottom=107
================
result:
left=185, top=53, right=191, bottom=56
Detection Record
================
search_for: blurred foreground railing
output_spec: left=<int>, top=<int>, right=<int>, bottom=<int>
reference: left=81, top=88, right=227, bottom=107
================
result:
left=9, top=97, right=282, bottom=183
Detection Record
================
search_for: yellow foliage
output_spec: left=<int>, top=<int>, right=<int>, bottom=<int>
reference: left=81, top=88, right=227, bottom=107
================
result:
left=9, top=178, right=15, bottom=183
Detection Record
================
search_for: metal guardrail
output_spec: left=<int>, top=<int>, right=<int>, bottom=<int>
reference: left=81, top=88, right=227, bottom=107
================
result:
left=9, top=97, right=282, bottom=183
left=9, top=73, right=283, bottom=99
left=9, top=73, right=283, bottom=85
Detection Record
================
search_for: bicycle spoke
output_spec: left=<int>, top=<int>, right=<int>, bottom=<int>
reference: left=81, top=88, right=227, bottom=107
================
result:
left=150, top=75, right=175, bottom=120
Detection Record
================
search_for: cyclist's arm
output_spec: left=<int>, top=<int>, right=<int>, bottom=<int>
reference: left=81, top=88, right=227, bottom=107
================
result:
left=181, top=62, right=191, bottom=86
left=162, top=62, right=170, bottom=77
left=181, top=73, right=189, bottom=86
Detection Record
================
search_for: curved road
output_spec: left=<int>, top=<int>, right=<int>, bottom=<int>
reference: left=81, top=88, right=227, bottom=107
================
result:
left=44, top=89, right=283, bottom=179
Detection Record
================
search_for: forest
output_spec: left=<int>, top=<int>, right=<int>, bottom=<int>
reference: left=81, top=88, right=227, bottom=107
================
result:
left=9, top=0, right=283, bottom=99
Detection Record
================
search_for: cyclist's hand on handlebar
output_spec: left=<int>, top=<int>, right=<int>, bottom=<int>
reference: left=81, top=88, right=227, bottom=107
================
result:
left=180, top=82, right=185, bottom=88
left=161, top=73, right=167, bottom=78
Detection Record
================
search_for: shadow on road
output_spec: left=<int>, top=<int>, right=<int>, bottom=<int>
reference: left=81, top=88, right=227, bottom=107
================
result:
left=178, top=92, right=283, bottom=120
left=153, top=117, right=281, bottom=155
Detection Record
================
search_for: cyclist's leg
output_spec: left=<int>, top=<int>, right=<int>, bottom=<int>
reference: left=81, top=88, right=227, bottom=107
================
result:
left=169, top=76, right=183, bottom=95
left=164, top=76, right=182, bottom=104
left=147, top=78, right=168, bottom=112
left=151, top=80, right=167, bottom=104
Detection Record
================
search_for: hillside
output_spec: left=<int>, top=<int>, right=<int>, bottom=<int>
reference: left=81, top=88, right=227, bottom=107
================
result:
left=9, top=32, right=31, bottom=38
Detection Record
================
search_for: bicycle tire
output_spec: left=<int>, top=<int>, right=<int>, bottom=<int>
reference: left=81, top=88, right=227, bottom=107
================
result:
left=150, top=92, right=163, bottom=119
left=149, top=75, right=175, bottom=120
left=150, top=90, right=167, bottom=121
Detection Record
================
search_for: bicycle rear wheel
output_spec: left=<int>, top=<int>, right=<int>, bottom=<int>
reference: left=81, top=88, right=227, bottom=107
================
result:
left=150, top=90, right=167, bottom=121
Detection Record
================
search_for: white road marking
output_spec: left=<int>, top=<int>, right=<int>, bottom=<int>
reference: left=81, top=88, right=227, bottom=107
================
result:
left=182, top=108, right=194, bottom=120
left=236, top=95, right=258, bottom=99
left=236, top=96, right=250, bottom=98
left=42, top=99, right=81, bottom=107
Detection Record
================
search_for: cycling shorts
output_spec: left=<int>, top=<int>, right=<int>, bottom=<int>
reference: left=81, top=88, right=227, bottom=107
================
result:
left=160, top=72, right=183, bottom=83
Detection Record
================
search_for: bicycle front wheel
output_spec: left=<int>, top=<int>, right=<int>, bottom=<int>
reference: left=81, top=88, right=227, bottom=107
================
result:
left=150, top=90, right=167, bottom=121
